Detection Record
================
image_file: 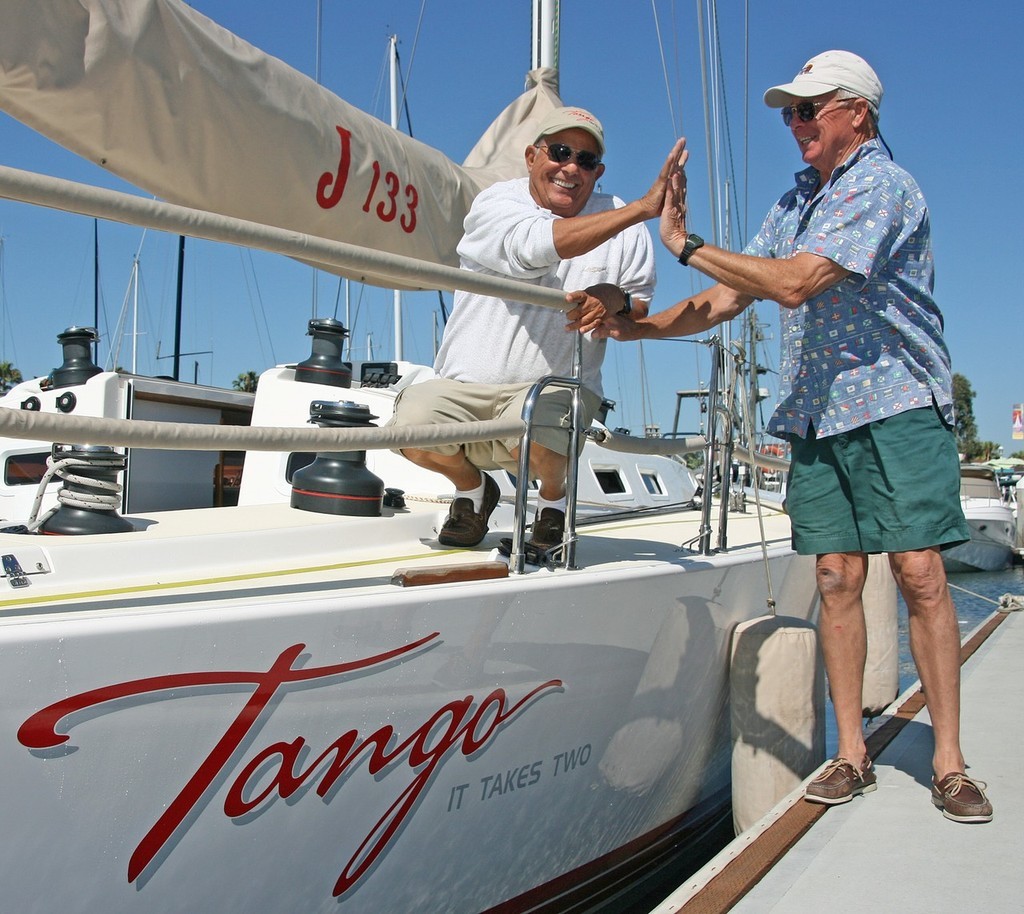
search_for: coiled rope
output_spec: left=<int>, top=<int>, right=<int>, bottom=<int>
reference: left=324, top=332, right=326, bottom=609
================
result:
left=26, top=453, right=124, bottom=532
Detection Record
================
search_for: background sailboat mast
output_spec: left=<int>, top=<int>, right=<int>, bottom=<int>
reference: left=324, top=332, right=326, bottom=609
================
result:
left=173, top=235, right=184, bottom=381
left=93, top=220, right=100, bottom=363
left=131, top=255, right=139, bottom=374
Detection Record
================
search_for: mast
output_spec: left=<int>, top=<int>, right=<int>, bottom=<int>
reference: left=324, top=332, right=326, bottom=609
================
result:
left=532, top=0, right=560, bottom=75
left=344, top=279, right=352, bottom=360
left=389, top=35, right=403, bottom=361
left=311, top=0, right=324, bottom=320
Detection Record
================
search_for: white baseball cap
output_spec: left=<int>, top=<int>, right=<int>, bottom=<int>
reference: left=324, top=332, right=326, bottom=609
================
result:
left=763, top=50, right=883, bottom=120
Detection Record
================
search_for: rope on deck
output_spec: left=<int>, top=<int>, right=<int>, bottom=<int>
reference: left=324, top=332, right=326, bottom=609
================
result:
left=947, top=579, right=1024, bottom=613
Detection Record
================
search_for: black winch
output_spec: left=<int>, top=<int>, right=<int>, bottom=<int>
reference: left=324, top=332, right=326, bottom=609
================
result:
left=294, top=318, right=352, bottom=388
left=38, top=444, right=134, bottom=535
left=290, top=401, right=384, bottom=517
left=50, top=327, right=102, bottom=389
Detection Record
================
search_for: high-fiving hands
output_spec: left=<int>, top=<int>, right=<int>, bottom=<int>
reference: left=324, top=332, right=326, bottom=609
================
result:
left=659, top=139, right=690, bottom=259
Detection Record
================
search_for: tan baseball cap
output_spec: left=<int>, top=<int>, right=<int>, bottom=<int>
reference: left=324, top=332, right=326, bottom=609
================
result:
left=764, top=50, right=883, bottom=119
left=534, top=106, right=605, bottom=154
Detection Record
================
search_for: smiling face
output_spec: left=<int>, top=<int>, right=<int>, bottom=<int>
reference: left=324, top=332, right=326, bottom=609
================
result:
left=525, top=127, right=605, bottom=218
left=787, top=91, right=870, bottom=180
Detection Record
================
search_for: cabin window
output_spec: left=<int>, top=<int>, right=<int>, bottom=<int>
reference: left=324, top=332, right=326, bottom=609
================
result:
left=640, top=471, right=665, bottom=495
left=5, top=452, right=49, bottom=486
left=214, top=451, right=245, bottom=507
left=594, top=469, right=627, bottom=495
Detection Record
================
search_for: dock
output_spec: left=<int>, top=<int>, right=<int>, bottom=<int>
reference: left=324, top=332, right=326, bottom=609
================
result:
left=652, top=604, right=1022, bottom=913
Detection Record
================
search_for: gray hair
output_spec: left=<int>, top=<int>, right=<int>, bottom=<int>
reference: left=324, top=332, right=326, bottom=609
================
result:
left=835, top=88, right=879, bottom=124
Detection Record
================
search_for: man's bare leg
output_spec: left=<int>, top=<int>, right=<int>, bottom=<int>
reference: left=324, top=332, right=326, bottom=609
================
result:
left=888, top=547, right=965, bottom=778
left=816, top=552, right=870, bottom=765
left=401, top=447, right=483, bottom=491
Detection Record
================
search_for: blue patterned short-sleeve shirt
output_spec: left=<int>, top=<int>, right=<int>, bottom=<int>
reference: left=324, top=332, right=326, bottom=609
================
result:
left=744, top=139, right=954, bottom=440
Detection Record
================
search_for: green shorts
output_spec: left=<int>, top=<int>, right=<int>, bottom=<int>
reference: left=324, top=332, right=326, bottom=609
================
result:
left=388, top=378, right=601, bottom=474
left=786, top=404, right=969, bottom=556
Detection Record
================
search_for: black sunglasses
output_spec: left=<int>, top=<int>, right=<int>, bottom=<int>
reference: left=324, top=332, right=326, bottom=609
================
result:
left=780, top=99, right=832, bottom=127
left=537, top=142, right=602, bottom=172
left=780, top=98, right=855, bottom=126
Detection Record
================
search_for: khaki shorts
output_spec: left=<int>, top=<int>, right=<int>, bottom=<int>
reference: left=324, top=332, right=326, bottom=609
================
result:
left=787, top=403, right=969, bottom=555
left=388, top=378, right=602, bottom=473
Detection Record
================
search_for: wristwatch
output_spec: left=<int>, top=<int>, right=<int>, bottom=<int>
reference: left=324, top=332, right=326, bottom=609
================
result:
left=619, top=290, right=632, bottom=315
left=678, top=233, right=705, bottom=266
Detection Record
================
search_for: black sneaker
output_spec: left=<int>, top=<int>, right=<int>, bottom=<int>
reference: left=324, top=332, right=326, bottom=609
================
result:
left=438, top=474, right=500, bottom=547
left=529, top=507, right=565, bottom=550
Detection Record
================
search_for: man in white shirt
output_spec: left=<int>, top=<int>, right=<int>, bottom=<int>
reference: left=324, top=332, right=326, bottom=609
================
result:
left=392, top=107, right=679, bottom=549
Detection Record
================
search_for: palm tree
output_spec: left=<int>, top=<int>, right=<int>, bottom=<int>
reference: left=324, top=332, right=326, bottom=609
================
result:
left=0, top=361, right=22, bottom=393
left=232, top=370, right=259, bottom=393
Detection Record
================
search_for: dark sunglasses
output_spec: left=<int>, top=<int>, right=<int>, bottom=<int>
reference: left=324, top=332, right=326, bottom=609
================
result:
left=780, top=99, right=830, bottom=127
left=537, top=142, right=602, bottom=172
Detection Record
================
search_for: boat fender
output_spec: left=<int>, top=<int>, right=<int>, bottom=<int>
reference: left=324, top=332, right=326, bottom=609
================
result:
left=861, top=553, right=899, bottom=718
left=597, top=609, right=696, bottom=795
left=730, top=615, right=824, bottom=834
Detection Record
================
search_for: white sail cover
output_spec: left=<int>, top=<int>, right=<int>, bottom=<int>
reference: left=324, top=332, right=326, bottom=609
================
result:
left=0, top=0, right=563, bottom=289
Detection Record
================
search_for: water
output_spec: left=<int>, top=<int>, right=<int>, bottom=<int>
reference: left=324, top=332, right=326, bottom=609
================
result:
left=914, top=565, right=1024, bottom=686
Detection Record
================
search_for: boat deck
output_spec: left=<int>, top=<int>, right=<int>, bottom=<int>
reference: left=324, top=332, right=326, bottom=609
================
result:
left=0, top=495, right=802, bottom=612
left=653, top=605, right=1023, bottom=913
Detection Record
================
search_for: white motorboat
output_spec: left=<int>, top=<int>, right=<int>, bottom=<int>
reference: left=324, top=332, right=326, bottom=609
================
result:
left=0, top=2, right=820, bottom=911
left=942, top=464, right=1015, bottom=573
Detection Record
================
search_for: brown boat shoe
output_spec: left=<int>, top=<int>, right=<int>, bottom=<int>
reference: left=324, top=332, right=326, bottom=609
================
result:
left=804, top=756, right=877, bottom=805
left=931, top=772, right=993, bottom=823
left=529, top=507, right=565, bottom=550
left=438, top=474, right=500, bottom=548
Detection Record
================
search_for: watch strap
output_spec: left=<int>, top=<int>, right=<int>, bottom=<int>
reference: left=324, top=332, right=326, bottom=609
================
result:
left=678, top=233, right=705, bottom=266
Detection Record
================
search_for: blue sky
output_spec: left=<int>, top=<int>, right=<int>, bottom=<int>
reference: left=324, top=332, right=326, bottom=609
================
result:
left=0, top=1, right=1021, bottom=455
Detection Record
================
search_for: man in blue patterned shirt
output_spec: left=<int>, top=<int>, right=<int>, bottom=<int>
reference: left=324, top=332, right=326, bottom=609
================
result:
left=572, top=50, right=991, bottom=822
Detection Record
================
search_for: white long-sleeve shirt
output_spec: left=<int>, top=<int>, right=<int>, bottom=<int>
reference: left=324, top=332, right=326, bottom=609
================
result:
left=433, top=177, right=656, bottom=397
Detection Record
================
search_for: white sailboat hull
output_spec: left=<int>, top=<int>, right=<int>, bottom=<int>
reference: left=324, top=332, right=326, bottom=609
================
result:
left=0, top=500, right=816, bottom=912
left=0, top=3, right=820, bottom=906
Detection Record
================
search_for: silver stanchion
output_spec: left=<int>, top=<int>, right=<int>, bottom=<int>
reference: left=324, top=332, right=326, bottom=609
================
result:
left=509, top=332, right=584, bottom=573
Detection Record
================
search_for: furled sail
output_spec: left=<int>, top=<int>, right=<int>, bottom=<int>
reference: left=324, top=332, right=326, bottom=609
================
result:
left=0, top=0, right=563, bottom=289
